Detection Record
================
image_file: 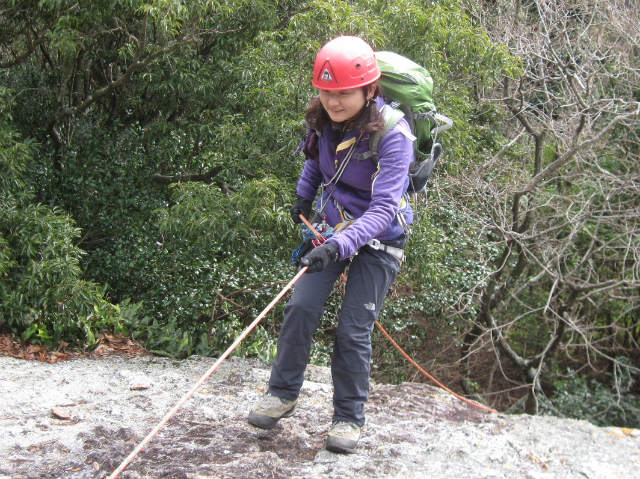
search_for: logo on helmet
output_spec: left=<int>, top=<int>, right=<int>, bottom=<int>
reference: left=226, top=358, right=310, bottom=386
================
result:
left=321, top=68, right=333, bottom=82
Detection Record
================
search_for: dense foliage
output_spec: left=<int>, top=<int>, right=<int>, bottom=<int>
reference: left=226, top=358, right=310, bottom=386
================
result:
left=1, top=0, right=637, bottom=426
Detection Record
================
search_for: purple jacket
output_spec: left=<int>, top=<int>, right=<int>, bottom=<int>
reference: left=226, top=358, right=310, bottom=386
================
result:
left=296, top=97, right=415, bottom=260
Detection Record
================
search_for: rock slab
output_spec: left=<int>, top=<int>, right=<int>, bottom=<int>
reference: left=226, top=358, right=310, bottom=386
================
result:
left=0, top=355, right=638, bottom=478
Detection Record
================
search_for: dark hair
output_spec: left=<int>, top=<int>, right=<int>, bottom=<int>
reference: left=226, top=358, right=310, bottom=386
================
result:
left=305, top=84, right=386, bottom=135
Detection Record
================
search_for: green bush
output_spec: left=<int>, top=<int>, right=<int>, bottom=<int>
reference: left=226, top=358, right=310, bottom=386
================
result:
left=1, top=1, right=518, bottom=360
left=0, top=112, right=139, bottom=349
left=541, top=365, right=640, bottom=428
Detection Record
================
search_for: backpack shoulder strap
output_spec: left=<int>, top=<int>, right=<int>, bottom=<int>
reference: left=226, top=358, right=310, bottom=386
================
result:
left=367, top=104, right=408, bottom=164
left=292, top=120, right=321, bottom=158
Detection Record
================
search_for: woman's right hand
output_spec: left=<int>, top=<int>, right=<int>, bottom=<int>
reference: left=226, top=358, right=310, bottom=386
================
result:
left=299, top=242, right=339, bottom=273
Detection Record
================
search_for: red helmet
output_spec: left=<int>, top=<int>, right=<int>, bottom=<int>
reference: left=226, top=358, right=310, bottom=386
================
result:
left=312, top=36, right=381, bottom=91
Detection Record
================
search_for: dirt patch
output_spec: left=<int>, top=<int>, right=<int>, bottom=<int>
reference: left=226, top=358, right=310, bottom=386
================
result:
left=20, top=415, right=325, bottom=478
left=369, top=382, right=491, bottom=425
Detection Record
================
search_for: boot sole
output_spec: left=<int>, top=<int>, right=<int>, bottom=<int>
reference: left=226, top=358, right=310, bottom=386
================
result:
left=247, top=405, right=296, bottom=429
left=325, top=437, right=357, bottom=454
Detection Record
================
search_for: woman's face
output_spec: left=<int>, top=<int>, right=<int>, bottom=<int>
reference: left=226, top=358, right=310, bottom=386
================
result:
left=318, top=87, right=367, bottom=123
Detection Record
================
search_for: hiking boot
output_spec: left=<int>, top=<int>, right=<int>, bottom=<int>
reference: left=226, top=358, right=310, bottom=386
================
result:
left=247, top=393, right=297, bottom=429
left=325, top=420, right=361, bottom=454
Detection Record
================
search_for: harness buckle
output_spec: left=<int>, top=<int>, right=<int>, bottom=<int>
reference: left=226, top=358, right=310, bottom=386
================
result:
left=366, top=239, right=405, bottom=262
left=368, top=238, right=382, bottom=250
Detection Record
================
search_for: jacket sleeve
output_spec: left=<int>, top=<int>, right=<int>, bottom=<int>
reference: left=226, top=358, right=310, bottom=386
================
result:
left=328, top=120, right=414, bottom=259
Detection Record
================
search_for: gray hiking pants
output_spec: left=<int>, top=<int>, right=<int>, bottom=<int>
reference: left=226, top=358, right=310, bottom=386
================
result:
left=268, top=242, right=401, bottom=426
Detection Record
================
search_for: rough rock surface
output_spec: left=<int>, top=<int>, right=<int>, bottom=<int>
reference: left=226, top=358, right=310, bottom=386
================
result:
left=1, top=355, right=638, bottom=479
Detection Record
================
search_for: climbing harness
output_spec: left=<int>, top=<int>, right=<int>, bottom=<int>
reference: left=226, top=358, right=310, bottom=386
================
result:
left=317, top=132, right=362, bottom=216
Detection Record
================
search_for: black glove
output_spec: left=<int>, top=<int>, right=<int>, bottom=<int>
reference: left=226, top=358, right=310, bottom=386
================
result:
left=299, top=242, right=339, bottom=273
left=290, top=196, right=312, bottom=224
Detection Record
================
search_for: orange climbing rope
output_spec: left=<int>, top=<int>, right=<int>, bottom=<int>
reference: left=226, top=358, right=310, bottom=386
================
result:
left=374, top=321, right=497, bottom=414
left=298, top=214, right=498, bottom=415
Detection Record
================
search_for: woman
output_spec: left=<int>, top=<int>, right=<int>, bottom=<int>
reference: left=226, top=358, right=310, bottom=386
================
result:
left=248, top=36, right=415, bottom=454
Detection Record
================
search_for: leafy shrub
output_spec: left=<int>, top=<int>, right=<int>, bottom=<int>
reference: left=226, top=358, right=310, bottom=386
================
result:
left=1, top=1, right=518, bottom=361
left=0, top=112, right=138, bottom=349
left=542, top=365, right=640, bottom=428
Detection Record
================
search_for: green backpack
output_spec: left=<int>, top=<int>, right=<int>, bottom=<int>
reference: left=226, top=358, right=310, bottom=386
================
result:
left=371, top=51, right=452, bottom=194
